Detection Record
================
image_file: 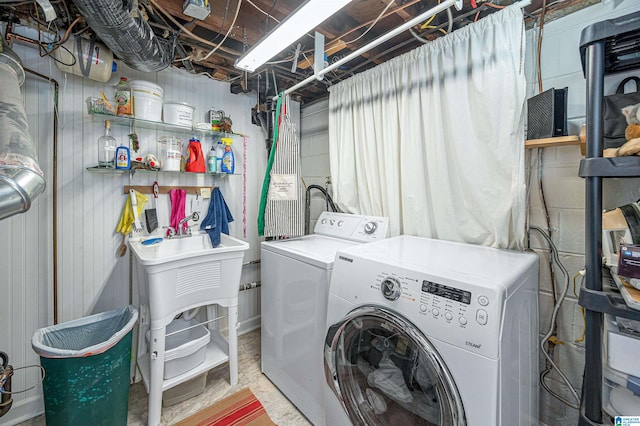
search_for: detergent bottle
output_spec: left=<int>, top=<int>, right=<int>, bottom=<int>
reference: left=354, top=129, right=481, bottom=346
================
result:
left=220, top=137, right=235, bottom=174
left=214, top=139, right=224, bottom=173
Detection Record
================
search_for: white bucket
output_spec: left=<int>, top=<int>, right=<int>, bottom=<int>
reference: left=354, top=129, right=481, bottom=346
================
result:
left=130, top=80, right=163, bottom=122
left=163, top=101, right=195, bottom=127
left=158, top=136, right=182, bottom=171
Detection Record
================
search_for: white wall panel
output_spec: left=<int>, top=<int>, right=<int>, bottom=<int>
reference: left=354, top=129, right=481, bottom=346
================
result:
left=0, top=26, right=267, bottom=424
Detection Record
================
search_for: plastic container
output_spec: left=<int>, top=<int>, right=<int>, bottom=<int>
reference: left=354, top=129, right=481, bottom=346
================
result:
left=130, top=80, right=163, bottom=122
left=146, top=317, right=210, bottom=380
left=603, top=364, right=640, bottom=417
left=114, top=77, right=132, bottom=116
left=31, top=306, right=138, bottom=426
left=207, top=146, right=217, bottom=173
left=220, top=137, right=234, bottom=174
left=52, top=36, right=116, bottom=83
left=115, top=144, right=131, bottom=170
left=215, top=140, right=224, bottom=172
left=162, top=373, right=206, bottom=406
left=164, top=101, right=195, bottom=127
left=606, top=315, right=640, bottom=377
left=158, top=136, right=182, bottom=171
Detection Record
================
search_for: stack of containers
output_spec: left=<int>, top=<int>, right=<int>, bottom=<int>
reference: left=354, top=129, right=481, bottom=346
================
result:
left=163, top=101, right=195, bottom=127
left=130, top=80, right=163, bottom=122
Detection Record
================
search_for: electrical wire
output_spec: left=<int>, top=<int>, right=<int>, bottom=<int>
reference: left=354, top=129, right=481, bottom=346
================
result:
left=148, top=0, right=240, bottom=57
left=343, top=0, right=395, bottom=44
left=196, top=0, right=242, bottom=62
left=537, top=0, right=547, bottom=93
left=529, top=226, right=581, bottom=410
left=245, top=0, right=280, bottom=24
left=0, top=364, right=46, bottom=394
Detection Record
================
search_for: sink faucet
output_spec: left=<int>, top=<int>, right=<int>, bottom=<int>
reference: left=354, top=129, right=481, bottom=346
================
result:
left=176, top=212, right=200, bottom=237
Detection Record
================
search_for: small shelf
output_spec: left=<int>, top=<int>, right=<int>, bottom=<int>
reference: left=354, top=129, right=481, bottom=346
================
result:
left=578, top=269, right=640, bottom=322
left=578, top=156, right=640, bottom=177
left=525, top=135, right=580, bottom=149
left=138, top=329, right=230, bottom=392
left=86, top=166, right=235, bottom=177
left=89, top=111, right=239, bottom=138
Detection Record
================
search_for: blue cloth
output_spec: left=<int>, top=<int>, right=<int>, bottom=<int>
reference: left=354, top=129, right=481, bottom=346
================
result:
left=200, top=187, right=234, bottom=247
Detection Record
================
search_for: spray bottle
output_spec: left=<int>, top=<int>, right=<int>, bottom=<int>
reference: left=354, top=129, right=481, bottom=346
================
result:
left=220, top=137, right=235, bottom=174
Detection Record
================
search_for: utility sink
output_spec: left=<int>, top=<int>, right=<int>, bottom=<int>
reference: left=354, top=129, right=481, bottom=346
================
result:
left=131, top=231, right=249, bottom=426
left=130, top=232, right=249, bottom=266
left=130, top=231, right=250, bottom=330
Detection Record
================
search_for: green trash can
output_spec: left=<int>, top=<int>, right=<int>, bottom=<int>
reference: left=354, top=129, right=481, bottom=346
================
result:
left=31, top=306, right=138, bottom=426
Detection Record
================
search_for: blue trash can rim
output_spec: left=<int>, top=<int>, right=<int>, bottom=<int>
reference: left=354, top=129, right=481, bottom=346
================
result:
left=31, top=306, right=138, bottom=358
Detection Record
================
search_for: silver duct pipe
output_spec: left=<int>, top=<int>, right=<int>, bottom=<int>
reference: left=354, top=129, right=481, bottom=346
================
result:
left=0, top=42, right=46, bottom=221
left=71, top=0, right=173, bottom=72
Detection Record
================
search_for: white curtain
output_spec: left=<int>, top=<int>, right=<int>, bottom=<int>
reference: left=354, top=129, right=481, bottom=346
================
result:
left=328, top=5, right=526, bottom=249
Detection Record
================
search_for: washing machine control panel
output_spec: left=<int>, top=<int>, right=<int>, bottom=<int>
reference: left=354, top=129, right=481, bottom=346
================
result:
left=314, top=212, right=388, bottom=242
left=380, top=277, right=402, bottom=300
left=366, top=272, right=502, bottom=359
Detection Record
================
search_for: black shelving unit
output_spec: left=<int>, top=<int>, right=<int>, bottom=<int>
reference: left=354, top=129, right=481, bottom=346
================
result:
left=578, top=11, right=640, bottom=426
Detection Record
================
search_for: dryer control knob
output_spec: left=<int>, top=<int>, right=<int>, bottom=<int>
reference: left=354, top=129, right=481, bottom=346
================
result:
left=381, top=278, right=401, bottom=301
left=364, top=221, right=378, bottom=234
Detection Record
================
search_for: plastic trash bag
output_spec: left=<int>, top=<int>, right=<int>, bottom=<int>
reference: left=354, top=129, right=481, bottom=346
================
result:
left=32, top=306, right=138, bottom=358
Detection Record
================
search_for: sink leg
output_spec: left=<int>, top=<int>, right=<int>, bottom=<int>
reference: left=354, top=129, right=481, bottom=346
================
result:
left=148, top=327, right=166, bottom=426
left=229, top=304, right=238, bottom=386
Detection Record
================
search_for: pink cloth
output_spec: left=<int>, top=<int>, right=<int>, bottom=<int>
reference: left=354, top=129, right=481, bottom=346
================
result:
left=168, top=189, right=187, bottom=236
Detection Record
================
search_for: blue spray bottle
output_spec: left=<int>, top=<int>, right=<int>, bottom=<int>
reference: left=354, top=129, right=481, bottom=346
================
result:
left=220, top=137, right=235, bottom=174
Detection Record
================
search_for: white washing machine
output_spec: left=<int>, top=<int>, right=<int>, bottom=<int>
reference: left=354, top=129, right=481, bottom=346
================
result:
left=324, top=235, right=539, bottom=426
left=261, top=211, right=388, bottom=426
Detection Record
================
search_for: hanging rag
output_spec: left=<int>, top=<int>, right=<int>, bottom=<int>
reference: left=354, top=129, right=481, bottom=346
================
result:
left=168, top=189, right=187, bottom=236
left=116, top=190, right=148, bottom=235
left=185, top=138, right=206, bottom=173
left=257, top=93, right=283, bottom=236
left=263, top=95, right=304, bottom=237
left=200, top=187, right=234, bottom=247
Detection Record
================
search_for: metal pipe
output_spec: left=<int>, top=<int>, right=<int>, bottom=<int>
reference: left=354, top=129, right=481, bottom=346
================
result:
left=23, top=68, right=59, bottom=325
left=275, top=0, right=532, bottom=99
left=276, top=0, right=457, bottom=99
left=0, top=43, right=46, bottom=220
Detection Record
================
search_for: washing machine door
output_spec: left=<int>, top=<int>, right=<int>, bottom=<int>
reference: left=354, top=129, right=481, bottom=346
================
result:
left=325, top=305, right=466, bottom=426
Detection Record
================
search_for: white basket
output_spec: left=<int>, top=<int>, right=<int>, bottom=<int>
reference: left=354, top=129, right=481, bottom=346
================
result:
left=147, top=317, right=210, bottom=380
left=164, top=101, right=195, bottom=127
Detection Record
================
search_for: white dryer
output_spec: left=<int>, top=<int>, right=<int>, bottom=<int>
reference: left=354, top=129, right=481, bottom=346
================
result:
left=324, top=235, right=539, bottom=426
left=261, top=211, right=388, bottom=426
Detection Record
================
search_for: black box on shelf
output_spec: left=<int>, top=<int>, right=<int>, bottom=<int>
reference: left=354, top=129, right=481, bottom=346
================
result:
left=526, top=87, right=568, bottom=140
left=618, top=244, right=640, bottom=279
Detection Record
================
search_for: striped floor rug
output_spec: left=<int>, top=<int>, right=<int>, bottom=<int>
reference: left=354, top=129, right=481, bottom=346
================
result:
left=175, top=388, right=276, bottom=426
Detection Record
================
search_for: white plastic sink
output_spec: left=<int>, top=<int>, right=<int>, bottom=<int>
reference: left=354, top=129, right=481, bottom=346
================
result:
left=130, top=232, right=249, bottom=266
left=130, top=231, right=250, bottom=329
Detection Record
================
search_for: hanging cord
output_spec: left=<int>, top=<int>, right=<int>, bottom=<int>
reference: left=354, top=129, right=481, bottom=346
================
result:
left=529, top=226, right=581, bottom=410
left=0, top=365, right=46, bottom=395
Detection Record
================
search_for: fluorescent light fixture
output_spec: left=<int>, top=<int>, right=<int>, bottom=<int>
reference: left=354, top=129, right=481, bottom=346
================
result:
left=235, top=0, right=354, bottom=72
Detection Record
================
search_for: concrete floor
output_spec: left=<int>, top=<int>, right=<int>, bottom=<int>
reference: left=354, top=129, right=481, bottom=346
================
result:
left=18, top=328, right=312, bottom=425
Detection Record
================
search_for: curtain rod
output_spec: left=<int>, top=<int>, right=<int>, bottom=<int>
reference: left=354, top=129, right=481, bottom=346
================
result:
left=276, top=0, right=532, bottom=100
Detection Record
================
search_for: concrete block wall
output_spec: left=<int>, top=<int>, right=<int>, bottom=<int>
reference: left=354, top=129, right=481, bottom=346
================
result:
left=525, top=1, right=640, bottom=424
left=300, top=98, right=332, bottom=231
